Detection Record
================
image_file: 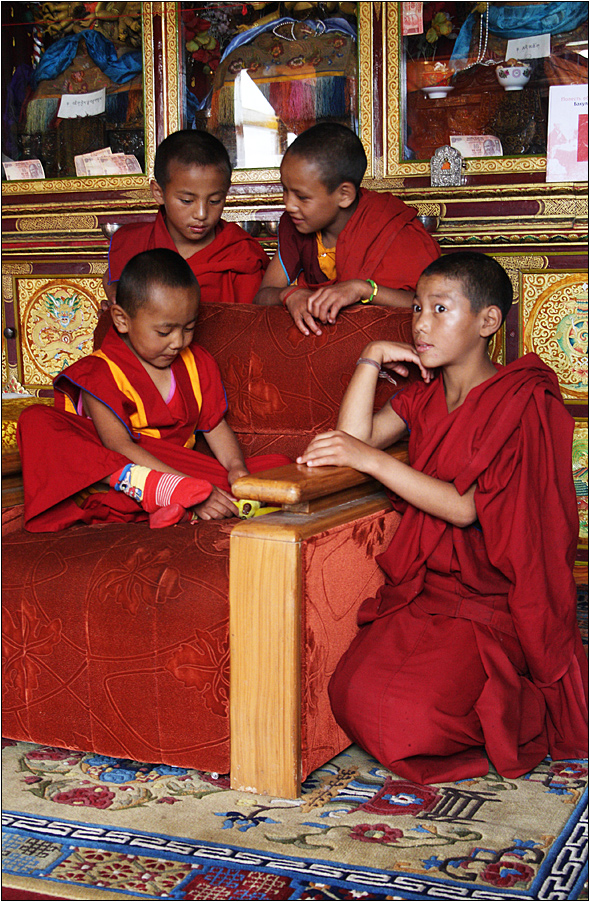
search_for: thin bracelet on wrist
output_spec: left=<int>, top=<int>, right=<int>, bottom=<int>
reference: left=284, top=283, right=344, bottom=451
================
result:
left=360, top=278, right=378, bottom=304
left=282, top=285, right=300, bottom=307
left=356, top=357, right=397, bottom=385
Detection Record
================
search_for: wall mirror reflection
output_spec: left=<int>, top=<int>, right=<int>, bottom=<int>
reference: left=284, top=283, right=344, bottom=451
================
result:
left=2, top=2, right=146, bottom=181
left=179, top=2, right=358, bottom=169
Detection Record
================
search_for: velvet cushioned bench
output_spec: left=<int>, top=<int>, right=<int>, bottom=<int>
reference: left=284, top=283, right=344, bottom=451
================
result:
left=2, top=302, right=414, bottom=797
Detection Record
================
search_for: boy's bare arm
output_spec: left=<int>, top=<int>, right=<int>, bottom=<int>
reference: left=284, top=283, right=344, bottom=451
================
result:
left=299, top=433, right=477, bottom=528
left=252, top=252, right=288, bottom=306
left=83, top=391, right=188, bottom=476
left=336, top=341, right=430, bottom=446
left=203, top=418, right=248, bottom=486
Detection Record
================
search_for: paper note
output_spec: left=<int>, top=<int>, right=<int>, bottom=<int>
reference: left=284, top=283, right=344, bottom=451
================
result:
left=403, top=2, right=423, bottom=36
left=450, top=136, right=503, bottom=157
left=505, top=34, right=551, bottom=61
left=58, top=88, right=106, bottom=119
left=546, top=84, right=589, bottom=182
left=3, top=159, right=45, bottom=180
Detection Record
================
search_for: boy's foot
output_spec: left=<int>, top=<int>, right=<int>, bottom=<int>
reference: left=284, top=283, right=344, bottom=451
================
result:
left=111, top=463, right=212, bottom=514
left=148, top=503, right=189, bottom=529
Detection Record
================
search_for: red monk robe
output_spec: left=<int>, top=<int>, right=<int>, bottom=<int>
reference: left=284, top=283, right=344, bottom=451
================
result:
left=17, top=325, right=289, bottom=532
left=329, top=354, right=588, bottom=784
left=107, top=210, right=269, bottom=304
left=277, top=188, right=440, bottom=290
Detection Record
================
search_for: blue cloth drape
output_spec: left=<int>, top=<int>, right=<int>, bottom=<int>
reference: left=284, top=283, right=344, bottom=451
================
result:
left=33, top=30, right=142, bottom=87
left=451, top=2, right=588, bottom=62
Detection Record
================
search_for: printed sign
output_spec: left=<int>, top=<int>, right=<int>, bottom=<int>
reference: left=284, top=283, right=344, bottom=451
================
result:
left=546, top=84, right=589, bottom=182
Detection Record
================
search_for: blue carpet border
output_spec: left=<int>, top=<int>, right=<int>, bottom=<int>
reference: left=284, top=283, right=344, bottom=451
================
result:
left=3, top=788, right=588, bottom=901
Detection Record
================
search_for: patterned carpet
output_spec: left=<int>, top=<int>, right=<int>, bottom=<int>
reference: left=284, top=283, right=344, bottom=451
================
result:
left=2, top=734, right=588, bottom=901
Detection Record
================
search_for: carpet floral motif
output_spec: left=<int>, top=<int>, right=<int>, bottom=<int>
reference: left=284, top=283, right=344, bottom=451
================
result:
left=3, top=738, right=587, bottom=899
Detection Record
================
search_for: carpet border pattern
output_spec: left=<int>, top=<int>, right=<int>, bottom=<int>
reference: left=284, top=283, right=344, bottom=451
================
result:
left=3, top=796, right=588, bottom=901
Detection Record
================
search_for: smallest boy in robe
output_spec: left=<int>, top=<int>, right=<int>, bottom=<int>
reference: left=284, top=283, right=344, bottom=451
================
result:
left=18, top=249, right=289, bottom=532
left=253, top=122, right=440, bottom=336
left=102, top=130, right=269, bottom=307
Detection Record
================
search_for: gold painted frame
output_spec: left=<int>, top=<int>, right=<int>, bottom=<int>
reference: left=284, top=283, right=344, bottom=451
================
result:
left=384, top=4, right=547, bottom=179
left=519, top=269, right=588, bottom=402
left=10, top=275, right=103, bottom=392
left=1, top=4, right=158, bottom=196
left=164, top=2, right=373, bottom=184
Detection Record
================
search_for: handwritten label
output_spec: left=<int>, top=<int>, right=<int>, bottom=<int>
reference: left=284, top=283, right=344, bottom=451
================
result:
left=506, top=34, right=551, bottom=60
left=58, top=88, right=106, bottom=119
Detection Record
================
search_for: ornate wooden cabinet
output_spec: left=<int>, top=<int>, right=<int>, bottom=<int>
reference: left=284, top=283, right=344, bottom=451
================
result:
left=2, top=2, right=588, bottom=572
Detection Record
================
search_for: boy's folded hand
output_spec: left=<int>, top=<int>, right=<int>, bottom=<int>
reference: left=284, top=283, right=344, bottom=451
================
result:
left=191, top=485, right=239, bottom=520
left=285, top=289, right=323, bottom=337
left=307, top=280, right=364, bottom=324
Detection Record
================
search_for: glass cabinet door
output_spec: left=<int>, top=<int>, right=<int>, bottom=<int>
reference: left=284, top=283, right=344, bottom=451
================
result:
left=1, top=2, right=158, bottom=190
left=386, top=2, right=588, bottom=178
left=173, top=2, right=360, bottom=171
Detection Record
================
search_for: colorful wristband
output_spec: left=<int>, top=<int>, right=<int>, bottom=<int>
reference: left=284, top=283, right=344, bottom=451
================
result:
left=361, top=279, right=378, bottom=304
left=282, top=285, right=300, bottom=307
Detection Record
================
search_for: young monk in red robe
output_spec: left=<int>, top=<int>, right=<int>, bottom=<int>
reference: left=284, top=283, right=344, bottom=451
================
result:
left=253, top=122, right=440, bottom=336
left=102, top=130, right=268, bottom=308
left=19, top=249, right=289, bottom=532
left=297, top=251, right=588, bottom=784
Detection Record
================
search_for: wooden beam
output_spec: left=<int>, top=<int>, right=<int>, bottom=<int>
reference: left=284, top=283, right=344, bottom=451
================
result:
left=229, top=491, right=392, bottom=798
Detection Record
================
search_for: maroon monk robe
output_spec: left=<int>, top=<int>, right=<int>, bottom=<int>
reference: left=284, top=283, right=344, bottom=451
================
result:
left=17, top=326, right=289, bottom=532
left=107, top=210, right=269, bottom=304
left=277, top=188, right=440, bottom=290
left=329, top=354, right=588, bottom=784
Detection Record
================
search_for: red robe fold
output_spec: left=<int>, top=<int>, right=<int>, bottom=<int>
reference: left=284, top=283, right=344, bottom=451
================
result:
left=277, top=188, right=440, bottom=290
left=107, top=210, right=269, bottom=304
left=17, top=326, right=289, bottom=532
left=329, top=354, right=588, bottom=784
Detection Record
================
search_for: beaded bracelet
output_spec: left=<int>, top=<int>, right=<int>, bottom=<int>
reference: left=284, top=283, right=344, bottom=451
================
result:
left=356, top=357, right=397, bottom=385
left=282, top=285, right=300, bottom=307
left=360, top=278, right=378, bottom=304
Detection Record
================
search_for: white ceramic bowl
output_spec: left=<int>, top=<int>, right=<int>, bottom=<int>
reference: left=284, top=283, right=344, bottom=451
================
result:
left=495, top=64, right=531, bottom=91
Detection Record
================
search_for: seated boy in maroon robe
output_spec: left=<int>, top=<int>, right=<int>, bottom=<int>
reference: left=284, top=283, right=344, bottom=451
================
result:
left=103, top=130, right=269, bottom=307
left=19, top=249, right=289, bottom=532
left=297, top=251, right=588, bottom=784
left=253, top=122, right=440, bottom=336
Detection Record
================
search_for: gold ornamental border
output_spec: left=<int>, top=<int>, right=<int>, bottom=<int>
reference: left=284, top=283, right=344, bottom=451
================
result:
left=384, top=4, right=547, bottom=179
left=2, top=4, right=158, bottom=196
left=520, top=269, right=588, bottom=401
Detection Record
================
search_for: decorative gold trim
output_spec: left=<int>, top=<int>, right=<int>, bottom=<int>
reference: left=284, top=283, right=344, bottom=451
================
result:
left=162, top=3, right=182, bottom=137
left=142, top=4, right=157, bottom=179
left=384, top=4, right=548, bottom=179
left=358, top=2, right=374, bottom=180
left=16, top=215, right=98, bottom=232
left=519, top=269, right=588, bottom=401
